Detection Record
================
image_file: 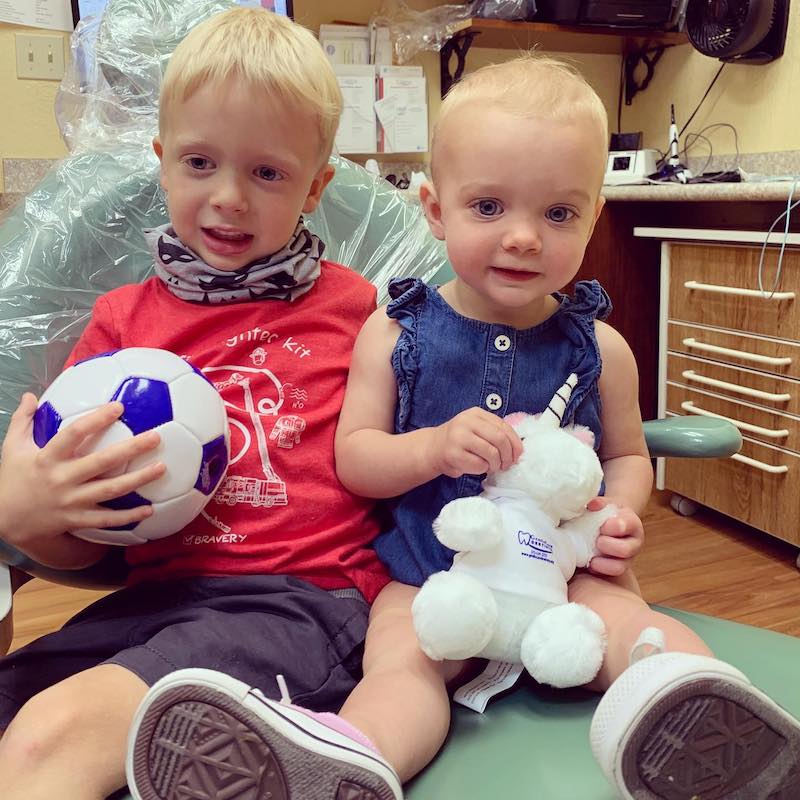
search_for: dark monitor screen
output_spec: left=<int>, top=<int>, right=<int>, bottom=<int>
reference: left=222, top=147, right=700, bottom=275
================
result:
left=71, top=0, right=294, bottom=26
left=612, top=156, right=631, bottom=172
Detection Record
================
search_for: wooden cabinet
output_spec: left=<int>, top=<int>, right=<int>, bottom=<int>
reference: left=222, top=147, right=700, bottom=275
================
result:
left=637, top=227, right=800, bottom=549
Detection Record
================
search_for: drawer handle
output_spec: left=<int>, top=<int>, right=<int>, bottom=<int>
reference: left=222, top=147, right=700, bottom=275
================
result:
left=730, top=453, right=789, bottom=474
left=684, top=281, right=795, bottom=300
left=680, top=401, right=790, bottom=439
left=682, top=337, right=793, bottom=367
left=681, top=370, right=792, bottom=402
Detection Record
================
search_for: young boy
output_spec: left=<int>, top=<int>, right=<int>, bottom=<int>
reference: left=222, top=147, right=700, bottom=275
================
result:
left=0, top=9, right=401, bottom=800
left=130, top=53, right=800, bottom=800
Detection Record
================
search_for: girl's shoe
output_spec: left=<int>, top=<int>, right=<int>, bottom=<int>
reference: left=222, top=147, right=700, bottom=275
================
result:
left=126, top=667, right=403, bottom=800
left=590, top=652, right=800, bottom=799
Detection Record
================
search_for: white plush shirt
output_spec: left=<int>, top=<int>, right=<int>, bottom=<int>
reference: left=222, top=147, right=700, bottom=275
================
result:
left=451, top=487, right=598, bottom=607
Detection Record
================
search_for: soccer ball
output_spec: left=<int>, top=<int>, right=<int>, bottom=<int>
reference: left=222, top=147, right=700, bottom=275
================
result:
left=32, top=347, right=230, bottom=545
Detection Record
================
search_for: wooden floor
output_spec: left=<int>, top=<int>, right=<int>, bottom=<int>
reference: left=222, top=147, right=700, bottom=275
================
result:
left=635, top=491, right=800, bottom=636
left=7, top=489, right=800, bottom=652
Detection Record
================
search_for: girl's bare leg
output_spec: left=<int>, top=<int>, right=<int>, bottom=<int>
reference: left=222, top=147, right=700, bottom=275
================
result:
left=339, top=581, right=466, bottom=781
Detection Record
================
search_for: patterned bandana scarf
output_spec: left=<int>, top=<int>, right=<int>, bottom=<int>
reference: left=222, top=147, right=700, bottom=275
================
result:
left=145, top=221, right=324, bottom=304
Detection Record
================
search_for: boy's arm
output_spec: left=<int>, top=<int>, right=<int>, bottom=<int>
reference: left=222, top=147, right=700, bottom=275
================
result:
left=590, top=321, right=653, bottom=575
left=65, top=295, right=120, bottom=366
left=335, top=308, right=522, bottom=499
left=0, top=296, right=162, bottom=568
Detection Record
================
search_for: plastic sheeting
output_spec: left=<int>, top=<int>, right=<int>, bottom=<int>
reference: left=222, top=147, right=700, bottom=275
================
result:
left=0, top=0, right=448, bottom=441
left=372, top=0, right=536, bottom=64
left=473, top=0, right=536, bottom=20
left=372, top=0, right=474, bottom=64
left=56, top=0, right=237, bottom=153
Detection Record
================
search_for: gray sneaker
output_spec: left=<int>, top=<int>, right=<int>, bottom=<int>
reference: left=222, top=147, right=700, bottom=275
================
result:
left=127, top=668, right=403, bottom=800
left=590, top=652, right=800, bottom=799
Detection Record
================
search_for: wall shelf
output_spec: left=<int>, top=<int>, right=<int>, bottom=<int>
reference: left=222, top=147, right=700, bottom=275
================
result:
left=441, top=18, right=689, bottom=101
left=448, top=18, right=687, bottom=55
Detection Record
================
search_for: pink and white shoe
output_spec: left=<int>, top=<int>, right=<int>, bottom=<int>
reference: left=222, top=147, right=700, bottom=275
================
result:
left=126, top=668, right=403, bottom=800
left=590, top=652, right=800, bottom=799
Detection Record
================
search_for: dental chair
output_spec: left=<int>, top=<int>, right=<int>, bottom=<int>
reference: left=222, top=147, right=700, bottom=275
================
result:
left=1, top=2, right=798, bottom=798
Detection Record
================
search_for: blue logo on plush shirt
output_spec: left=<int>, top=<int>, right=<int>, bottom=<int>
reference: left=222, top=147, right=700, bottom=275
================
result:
left=518, top=530, right=555, bottom=564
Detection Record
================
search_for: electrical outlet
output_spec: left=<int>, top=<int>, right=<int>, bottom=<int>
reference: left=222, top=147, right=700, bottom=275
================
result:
left=15, top=33, right=65, bottom=81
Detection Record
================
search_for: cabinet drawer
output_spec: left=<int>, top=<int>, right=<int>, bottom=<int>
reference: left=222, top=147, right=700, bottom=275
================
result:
left=668, top=243, right=800, bottom=340
left=664, top=435, right=799, bottom=546
left=667, top=353, right=800, bottom=414
left=667, top=322, right=800, bottom=379
left=666, top=383, right=800, bottom=451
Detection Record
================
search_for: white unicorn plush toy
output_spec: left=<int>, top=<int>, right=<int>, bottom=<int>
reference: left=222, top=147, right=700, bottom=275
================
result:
left=412, top=373, right=618, bottom=690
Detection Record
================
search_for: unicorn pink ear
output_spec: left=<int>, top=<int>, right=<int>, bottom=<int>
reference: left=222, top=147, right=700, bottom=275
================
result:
left=568, top=425, right=595, bottom=447
left=503, top=412, right=529, bottom=429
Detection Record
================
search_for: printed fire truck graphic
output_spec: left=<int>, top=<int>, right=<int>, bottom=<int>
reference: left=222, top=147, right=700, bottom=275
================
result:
left=205, top=367, right=298, bottom=508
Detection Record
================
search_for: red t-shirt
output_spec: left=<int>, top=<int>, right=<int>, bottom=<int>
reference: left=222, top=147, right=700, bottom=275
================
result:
left=67, top=263, right=390, bottom=602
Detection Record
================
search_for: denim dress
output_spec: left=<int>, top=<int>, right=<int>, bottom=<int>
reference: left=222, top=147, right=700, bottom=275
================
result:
left=372, top=276, right=612, bottom=587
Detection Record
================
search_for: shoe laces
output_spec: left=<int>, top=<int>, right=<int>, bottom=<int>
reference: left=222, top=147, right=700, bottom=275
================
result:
left=276, top=673, right=292, bottom=705
left=251, top=673, right=293, bottom=706
left=629, top=626, right=666, bottom=665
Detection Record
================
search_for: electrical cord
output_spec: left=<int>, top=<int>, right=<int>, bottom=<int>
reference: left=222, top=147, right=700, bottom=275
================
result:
left=652, top=122, right=740, bottom=180
left=679, top=63, right=727, bottom=137
left=681, top=123, right=741, bottom=181
left=757, top=178, right=799, bottom=299
left=654, top=63, right=728, bottom=168
left=680, top=131, right=714, bottom=178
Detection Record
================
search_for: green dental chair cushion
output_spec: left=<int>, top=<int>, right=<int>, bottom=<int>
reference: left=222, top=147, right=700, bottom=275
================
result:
left=407, top=607, right=800, bottom=799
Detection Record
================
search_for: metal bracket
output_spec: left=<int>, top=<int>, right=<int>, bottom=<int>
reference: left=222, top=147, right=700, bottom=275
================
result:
left=624, top=44, right=665, bottom=105
left=440, top=29, right=480, bottom=97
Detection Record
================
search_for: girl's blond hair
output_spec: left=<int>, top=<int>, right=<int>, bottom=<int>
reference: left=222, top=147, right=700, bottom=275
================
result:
left=433, top=52, right=608, bottom=174
left=160, top=8, right=343, bottom=162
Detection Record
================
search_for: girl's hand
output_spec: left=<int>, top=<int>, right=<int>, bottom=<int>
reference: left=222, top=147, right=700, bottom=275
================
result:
left=429, top=407, right=523, bottom=478
left=587, top=496, right=644, bottom=577
left=0, top=393, right=164, bottom=568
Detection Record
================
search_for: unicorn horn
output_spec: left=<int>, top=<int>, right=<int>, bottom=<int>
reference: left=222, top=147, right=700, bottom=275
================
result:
left=542, top=373, right=578, bottom=427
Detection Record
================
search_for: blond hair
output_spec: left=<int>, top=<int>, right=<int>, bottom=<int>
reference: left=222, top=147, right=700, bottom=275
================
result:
left=432, top=52, right=608, bottom=177
left=159, top=8, right=342, bottom=162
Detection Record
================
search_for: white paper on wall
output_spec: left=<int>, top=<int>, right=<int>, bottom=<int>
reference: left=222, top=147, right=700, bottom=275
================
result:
left=320, top=23, right=371, bottom=65
left=376, top=66, right=428, bottom=154
left=370, top=23, right=392, bottom=66
left=334, top=64, right=377, bottom=155
left=0, top=0, right=72, bottom=31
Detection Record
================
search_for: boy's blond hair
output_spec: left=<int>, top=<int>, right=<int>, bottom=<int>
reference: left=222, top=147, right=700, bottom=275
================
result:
left=432, top=52, right=608, bottom=177
left=159, top=8, right=343, bottom=162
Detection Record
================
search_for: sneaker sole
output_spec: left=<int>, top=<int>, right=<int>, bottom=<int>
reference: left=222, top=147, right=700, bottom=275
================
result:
left=129, top=683, right=401, bottom=800
left=619, top=676, right=800, bottom=799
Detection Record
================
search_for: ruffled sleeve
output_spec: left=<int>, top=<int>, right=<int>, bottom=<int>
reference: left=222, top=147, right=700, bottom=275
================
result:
left=556, top=280, right=612, bottom=419
left=563, top=279, right=612, bottom=321
left=386, top=278, right=429, bottom=431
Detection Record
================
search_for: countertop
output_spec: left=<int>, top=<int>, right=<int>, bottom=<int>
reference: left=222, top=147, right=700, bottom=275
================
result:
left=602, top=180, right=799, bottom=202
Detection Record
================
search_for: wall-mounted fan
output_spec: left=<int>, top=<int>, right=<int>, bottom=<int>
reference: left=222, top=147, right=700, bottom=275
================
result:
left=685, top=0, right=791, bottom=63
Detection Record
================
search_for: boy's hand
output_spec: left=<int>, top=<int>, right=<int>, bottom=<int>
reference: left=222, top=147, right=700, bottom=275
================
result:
left=430, top=407, right=523, bottom=478
left=587, top=496, right=644, bottom=577
left=0, top=393, right=165, bottom=568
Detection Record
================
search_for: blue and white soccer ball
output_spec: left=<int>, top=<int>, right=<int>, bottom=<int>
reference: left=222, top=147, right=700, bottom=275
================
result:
left=32, top=347, right=230, bottom=545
